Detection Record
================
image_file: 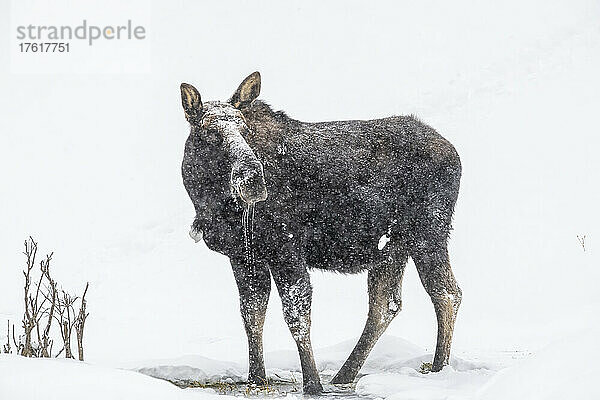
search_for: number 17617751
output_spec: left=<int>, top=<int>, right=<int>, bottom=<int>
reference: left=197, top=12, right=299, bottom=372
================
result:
left=19, top=42, right=70, bottom=52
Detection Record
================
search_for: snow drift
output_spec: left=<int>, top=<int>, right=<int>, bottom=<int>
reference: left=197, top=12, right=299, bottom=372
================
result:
left=0, top=354, right=231, bottom=400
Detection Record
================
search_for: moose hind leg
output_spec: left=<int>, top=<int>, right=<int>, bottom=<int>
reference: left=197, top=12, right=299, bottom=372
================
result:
left=412, top=239, right=462, bottom=372
left=231, top=260, right=271, bottom=384
left=331, top=254, right=407, bottom=384
left=271, top=266, right=323, bottom=395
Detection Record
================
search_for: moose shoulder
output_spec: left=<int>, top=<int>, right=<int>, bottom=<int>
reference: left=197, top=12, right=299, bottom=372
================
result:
left=180, top=72, right=462, bottom=394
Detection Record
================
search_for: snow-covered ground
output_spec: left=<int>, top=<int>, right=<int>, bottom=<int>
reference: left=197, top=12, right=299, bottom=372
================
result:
left=0, top=354, right=230, bottom=400
left=131, top=335, right=498, bottom=386
left=0, top=335, right=504, bottom=400
left=3, top=330, right=598, bottom=399
left=478, top=327, right=600, bottom=400
left=2, top=0, right=600, bottom=398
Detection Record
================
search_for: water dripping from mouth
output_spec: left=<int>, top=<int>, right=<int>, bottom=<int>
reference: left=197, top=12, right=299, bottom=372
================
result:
left=242, top=202, right=255, bottom=271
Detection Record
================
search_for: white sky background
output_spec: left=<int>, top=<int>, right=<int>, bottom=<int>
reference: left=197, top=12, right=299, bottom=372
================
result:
left=1, top=0, right=599, bottom=365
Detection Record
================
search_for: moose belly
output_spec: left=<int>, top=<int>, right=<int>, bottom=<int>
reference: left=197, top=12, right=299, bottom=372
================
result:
left=304, top=239, right=384, bottom=273
left=301, top=212, right=391, bottom=273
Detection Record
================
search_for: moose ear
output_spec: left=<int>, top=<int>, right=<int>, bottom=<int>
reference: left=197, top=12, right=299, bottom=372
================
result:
left=180, top=83, right=202, bottom=120
left=229, top=71, right=261, bottom=109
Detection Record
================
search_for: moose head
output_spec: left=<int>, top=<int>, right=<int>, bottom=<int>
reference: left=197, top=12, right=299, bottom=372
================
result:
left=181, top=72, right=267, bottom=243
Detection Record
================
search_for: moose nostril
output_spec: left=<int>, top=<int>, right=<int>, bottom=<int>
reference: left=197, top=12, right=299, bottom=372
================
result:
left=231, top=163, right=267, bottom=202
left=238, top=181, right=268, bottom=203
left=235, top=169, right=267, bottom=203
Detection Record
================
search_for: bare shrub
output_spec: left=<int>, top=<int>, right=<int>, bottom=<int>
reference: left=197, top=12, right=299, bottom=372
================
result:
left=3, top=237, right=90, bottom=360
left=75, top=283, right=89, bottom=361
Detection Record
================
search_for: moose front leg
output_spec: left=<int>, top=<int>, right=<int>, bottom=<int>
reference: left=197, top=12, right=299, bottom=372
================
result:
left=271, top=265, right=323, bottom=395
left=231, top=260, right=271, bottom=385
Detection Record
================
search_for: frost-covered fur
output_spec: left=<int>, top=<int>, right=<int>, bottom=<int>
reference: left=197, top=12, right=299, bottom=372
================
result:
left=180, top=72, right=462, bottom=394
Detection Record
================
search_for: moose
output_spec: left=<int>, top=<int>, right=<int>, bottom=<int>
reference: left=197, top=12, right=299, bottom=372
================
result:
left=180, top=72, right=462, bottom=394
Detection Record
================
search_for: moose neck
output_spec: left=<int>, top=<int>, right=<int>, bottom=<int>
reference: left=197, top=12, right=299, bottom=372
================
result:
left=241, top=101, right=298, bottom=154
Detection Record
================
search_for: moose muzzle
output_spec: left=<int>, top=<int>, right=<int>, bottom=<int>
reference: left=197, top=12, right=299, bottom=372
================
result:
left=231, top=157, right=268, bottom=204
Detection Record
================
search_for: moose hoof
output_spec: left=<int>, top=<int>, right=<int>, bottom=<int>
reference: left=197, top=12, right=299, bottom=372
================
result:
left=247, top=374, right=266, bottom=386
left=431, top=361, right=446, bottom=373
left=303, top=381, right=323, bottom=395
